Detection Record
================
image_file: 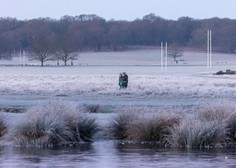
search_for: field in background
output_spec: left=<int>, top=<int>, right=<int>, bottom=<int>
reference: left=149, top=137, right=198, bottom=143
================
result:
left=1, top=48, right=236, bottom=66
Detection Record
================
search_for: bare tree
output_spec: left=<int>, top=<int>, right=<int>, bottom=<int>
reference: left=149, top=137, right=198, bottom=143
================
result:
left=53, top=30, right=79, bottom=66
left=168, top=46, right=183, bottom=64
left=26, top=19, right=55, bottom=66
left=55, top=51, right=78, bottom=66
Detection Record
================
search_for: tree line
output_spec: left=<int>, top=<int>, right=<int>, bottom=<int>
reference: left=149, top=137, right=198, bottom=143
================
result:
left=0, top=13, right=236, bottom=66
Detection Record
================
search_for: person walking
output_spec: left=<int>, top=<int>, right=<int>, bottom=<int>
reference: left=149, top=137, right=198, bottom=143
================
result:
left=123, top=72, right=128, bottom=88
left=118, top=73, right=125, bottom=89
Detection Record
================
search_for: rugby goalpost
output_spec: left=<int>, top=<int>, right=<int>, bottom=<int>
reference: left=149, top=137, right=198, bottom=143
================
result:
left=160, top=42, right=168, bottom=71
left=207, top=30, right=212, bottom=68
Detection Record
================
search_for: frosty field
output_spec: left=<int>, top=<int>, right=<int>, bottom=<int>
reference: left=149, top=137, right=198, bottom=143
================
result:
left=0, top=48, right=236, bottom=113
left=0, top=49, right=236, bottom=167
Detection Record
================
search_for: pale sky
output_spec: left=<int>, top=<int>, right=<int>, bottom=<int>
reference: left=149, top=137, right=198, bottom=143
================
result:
left=0, top=0, right=236, bottom=21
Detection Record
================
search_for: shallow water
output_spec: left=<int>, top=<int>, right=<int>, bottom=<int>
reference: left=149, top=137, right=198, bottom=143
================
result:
left=0, top=141, right=235, bottom=168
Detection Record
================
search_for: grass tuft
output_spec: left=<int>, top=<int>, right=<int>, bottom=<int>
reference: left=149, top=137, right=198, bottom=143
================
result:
left=197, top=103, right=236, bottom=123
left=225, top=114, right=236, bottom=145
left=169, top=119, right=225, bottom=149
left=78, top=117, right=100, bottom=142
left=109, top=111, right=137, bottom=140
left=126, top=113, right=181, bottom=145
left=13, top=102, right=99, bottom=147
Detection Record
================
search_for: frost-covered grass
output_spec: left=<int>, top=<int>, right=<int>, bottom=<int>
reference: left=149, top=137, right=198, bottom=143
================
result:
left=109, top=110, right=137, bottom=140
left=10, top=102, right=99, bottom=147
left=109, top=103, right=236, bottom=149
left=0, top=66, right=236, bottom=99
left=1, top=102, right=236, bottom=149
left=126, top=113, right=181, bottom=144
left=169, top=120, right=225, bottom=149
left=197, top=102, right=236, bottom=123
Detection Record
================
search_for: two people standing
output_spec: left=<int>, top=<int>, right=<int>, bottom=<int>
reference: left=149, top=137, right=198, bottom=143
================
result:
left=119, top=72, right=128, bottom=89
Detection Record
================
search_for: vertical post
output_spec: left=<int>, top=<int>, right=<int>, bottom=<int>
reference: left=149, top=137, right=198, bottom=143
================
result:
left=23, top=50, right=26, bottom=66
left=161, top=42, right=163, bottom=71
left=209, top=30, right=212, bottom=68
left=19, top=49, right=22, bottom=66
left=207, top=30, right=212, bottom=69
left=165, top=42, right=168, bottom=71
left=207, top=30, right=209, bottom=68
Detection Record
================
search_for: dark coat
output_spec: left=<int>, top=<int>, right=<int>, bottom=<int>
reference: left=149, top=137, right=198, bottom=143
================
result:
left=119, top=76, right=125, bottom=88
left=123, top=74, right=128, bottom=88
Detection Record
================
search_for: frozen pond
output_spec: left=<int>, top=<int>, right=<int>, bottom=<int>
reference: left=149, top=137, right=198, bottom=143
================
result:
left=0, top=141, right=236, bottom=168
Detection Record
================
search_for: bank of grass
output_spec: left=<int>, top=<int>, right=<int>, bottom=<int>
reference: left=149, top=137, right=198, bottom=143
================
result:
left=13, top=103, right=99, bottom=147
left=169, top=120, right=225, bottom=149
left=126, top=113, right=181, bottom=145
left=1, top=102, right=236, bottom=149
left=110, top=103, right=236, bottom=149
left=197, top=103, right=236, bottom=123
left=109, top=110, right=181, bottom=146
left=109, top=111, right=137, bottom=140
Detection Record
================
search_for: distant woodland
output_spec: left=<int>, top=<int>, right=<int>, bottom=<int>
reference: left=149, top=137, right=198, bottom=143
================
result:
left=0, top=13, right=236, bottom=65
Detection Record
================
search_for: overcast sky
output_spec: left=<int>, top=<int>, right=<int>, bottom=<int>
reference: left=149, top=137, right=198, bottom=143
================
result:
left=0, top=0, right=236, bottom=21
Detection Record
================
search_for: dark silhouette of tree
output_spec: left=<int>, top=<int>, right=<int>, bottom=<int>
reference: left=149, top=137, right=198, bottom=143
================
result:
left=26, top=19, right=55, bottom=66
left=54, top=33, right=78, bottom=66
left=168, top=44, right=184, bottom=64
left=1, top=14, right=236, bottom=65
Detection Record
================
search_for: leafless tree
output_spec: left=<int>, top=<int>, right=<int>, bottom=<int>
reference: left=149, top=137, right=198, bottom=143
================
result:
left=168, top=45, right=183, bottom=64
left=27, top=19, right=55, bottom=66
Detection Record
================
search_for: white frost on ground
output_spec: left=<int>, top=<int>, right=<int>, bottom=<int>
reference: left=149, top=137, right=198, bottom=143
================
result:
left=0, top=49, right=236, bottom=104
left=0, top=66, right=236, bottom=99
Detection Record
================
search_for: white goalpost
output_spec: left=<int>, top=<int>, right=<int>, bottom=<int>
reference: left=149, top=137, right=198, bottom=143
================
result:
left=19, top=49, right=22, bottom=66
left=207, top=30, right=212, bottom=68
left=160, top=42, right=168, bottom=71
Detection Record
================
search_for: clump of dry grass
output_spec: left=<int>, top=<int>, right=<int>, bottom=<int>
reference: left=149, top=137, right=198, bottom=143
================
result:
left=197, top=103, right=236, bottom=123
left=78, top=117, right=100, bottom=142
left=169, top=119, right=225, bottom=149
left=109, top=109, right=181, bottom=146
left=225, top=114, right=236, bottom=145
left=13, top=102, right=99, bottom=147
left=109, top=111, right=137, bottom=140
left=126, top=113, right=181, bottom=145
